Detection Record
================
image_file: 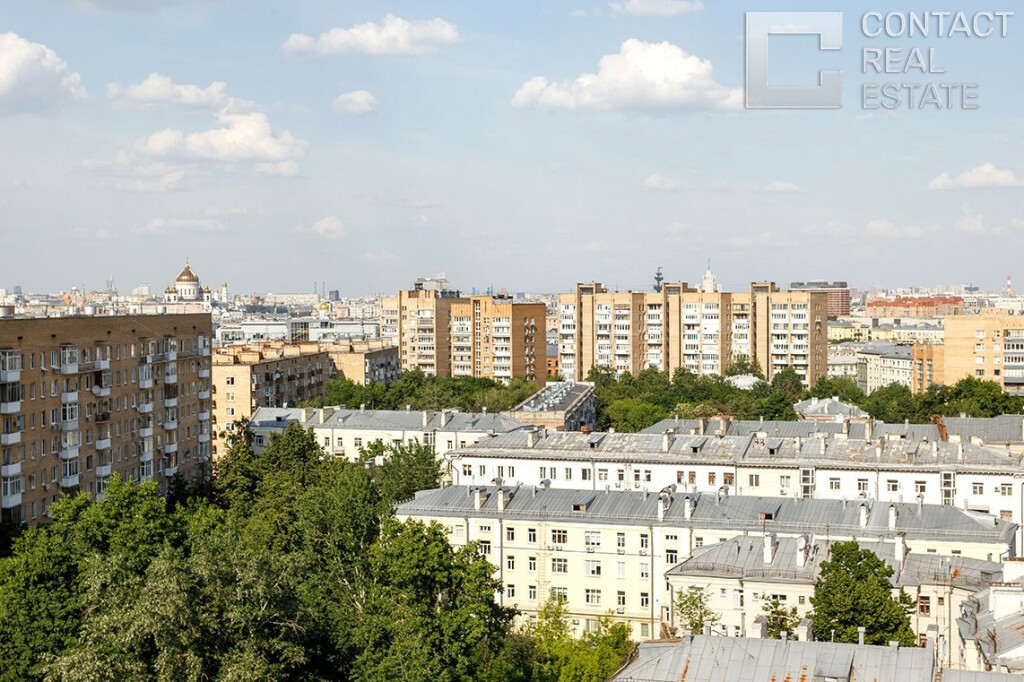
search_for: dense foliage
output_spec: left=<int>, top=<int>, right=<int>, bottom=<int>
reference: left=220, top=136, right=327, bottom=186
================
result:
left=311, top=371, right=541, bottom=414
left=810, top=541, right=915, bottom=646
left=0, top=424, right=635, bottom=682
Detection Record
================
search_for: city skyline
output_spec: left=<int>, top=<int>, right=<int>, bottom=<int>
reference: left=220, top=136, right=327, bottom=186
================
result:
left=3, top=1, right=1023, bottom=293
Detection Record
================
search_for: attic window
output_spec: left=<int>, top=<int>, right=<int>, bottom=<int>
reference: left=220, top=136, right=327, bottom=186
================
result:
left=590, top=442, right=597, bottom=449
left=572, top=503, right=587, bottom=512
left=759, top=512, right=775, bottom=521
left=691, top=446, right=699, bottom=454
left=768, top=447, right=778, bottom=455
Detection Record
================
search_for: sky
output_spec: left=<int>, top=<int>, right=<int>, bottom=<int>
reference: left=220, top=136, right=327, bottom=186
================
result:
left=1, top=0, right=1023, bottom=296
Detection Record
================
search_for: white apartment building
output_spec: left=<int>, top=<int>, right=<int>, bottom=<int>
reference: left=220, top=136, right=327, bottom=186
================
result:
left=957, top=559, right=1024, bottom=673
left=448, top=425, right=1024, bottom=550
left=248, top=406, right=529, bottom=462
left=665, top=534, right=1001, bottom=667
left=396, top=485, right=1014, bottom=642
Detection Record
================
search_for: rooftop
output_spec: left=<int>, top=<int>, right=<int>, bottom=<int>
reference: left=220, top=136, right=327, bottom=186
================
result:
left=249, top=406, right=529, bottom=434
left=509, top=381, right=594, bottom=414
left=793, top=396, right=869, bottom=420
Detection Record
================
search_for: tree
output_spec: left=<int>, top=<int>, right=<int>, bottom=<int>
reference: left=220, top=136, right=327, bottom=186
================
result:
left=604, top=398, right=667, bottom=433
left=810, top=541, right=915, bottom=646
left=760, top=594, right=800, bottom=639
left=770, top=367, right=805, bottom=400
left=369, top=441, right=443, bottom=505
left=725, top=357, right=764, bottom=379
left=674, top=586, right=721, bottom=635
left=808, top=376, right=866, bottom=405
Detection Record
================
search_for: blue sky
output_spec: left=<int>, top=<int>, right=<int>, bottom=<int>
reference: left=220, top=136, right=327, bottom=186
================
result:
left=1, top=1, right=1022, bottom=296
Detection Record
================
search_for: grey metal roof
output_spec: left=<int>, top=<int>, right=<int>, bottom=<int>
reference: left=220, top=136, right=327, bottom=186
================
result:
left=249, top=406, right=530, bottom=434
left=608, top=635, right=935, bottom=682
left=944, top=670, right=1024, bottom=682
left=509, top=381, right=594, bottom=414
left=957, top=586, right=1024, bottom=672
left=794, top=396, right=870, bottom=420
left=397, top=486, right=1015, bottom=545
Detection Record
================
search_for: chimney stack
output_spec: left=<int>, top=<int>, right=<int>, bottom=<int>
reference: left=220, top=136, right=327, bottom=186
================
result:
left=498, top=488, right=510, bottom=511
left=858, top=626, right=866, bottom=645
left=859, top=504, right=868, bottom=528
left=684, top=496, right=693, bottom=520
left=888, top=504, right=897, bottom=530
left=473, top=488, right=485, bottom=511
left=662, top=428, right=675, bottom=453
left=763, top=533, right=777, bottom=565
left=657, top=492, right=671, bottom=521
left=796, top=535, right=808, bottom=568
left=422, top=410, right=435, bottom=428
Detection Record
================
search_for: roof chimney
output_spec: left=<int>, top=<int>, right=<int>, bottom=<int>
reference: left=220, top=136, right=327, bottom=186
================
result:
left=888, top=504, right=897, bottom=530
left=698, top=419, right=706, bottom=436
left=684, top=496, right=693, bottom=520
left=359, top=403, right=365, bottom=413
left=864, top=419, right=873, bottom=441
left=662, top=428, right=675, bottom=453
left=796, top=619, right=813, bottom=642
left=795, top=436, right=802, bottom=453
left=497, top=488, right=510, bottom=512
left=319, top=407, right=334, bottom=423
left=473, top=488, right=486, bottom=511
left=859, top=504, right=868, bottom=528
left=894, top=533, right=906, bottom=577
left=527, top=427, right=540, bottom=448
left=796, top=535, right=808, bottom=568
left=657, top=492, right=671, bottom=521
left=301, top=407, right=314, bottom=422
left=763, top=533, right=777, bottom=565
left=422, top=410, right=435, bottom=428
left=858, top=626, right=866, bottom=646
left=441, top=409, right=452, bottom=427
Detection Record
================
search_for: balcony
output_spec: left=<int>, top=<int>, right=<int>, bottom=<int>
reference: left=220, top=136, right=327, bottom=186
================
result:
left=164, top=441, right=178, bottom=454
left=198, top=367, right=210, bottom=379
left=0, top=364, right=19, bottom=384
left=59, top=362, right=79, bottom=375
left=164, top=465, right=179, bottom=477
left=164, top=372, right=178, bottom=385
left=198, top=410, right=210, bottom=422
left=60, top=475, right=80, bottom=488
left=61, top=418, right=79, bottom=432
left=138, top=402, right=154, bottom=414
left=0, top=432, right=20, bottom=446
left=198, top=432, right=210, bottom=443
left=140, top=449, right=154, bottom=463
left=91, top=384, right=111, bottom=398
left=164, top=397, right=178, bottom=409
left=96, top=463, right=112, bottom=478
left=59, top=446, right=79, bottom=460
left=95, top=437, right=111, bottom=451
left=0, top=399, right=20, bottom=415
left=61, top=390, right=78, bottom=404
left=164, top=350, right=177, bottom=362
left=94, top=358, right=110, bottom=371
left=1, top=492, right=21, bottom=509
left=198, top=389, right=210, bottom=400
left=140, top=425, right=154, bottom=438
left=1, top=461, right=21, bottom=477
left=139, top=375, right=154, bottom=390
left=163, top=419, right=178, bottom=431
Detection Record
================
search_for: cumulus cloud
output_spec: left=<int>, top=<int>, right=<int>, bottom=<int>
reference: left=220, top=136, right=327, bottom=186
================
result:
left=293, top=216, right=344, bottom=238
left=332, top=90, right=379, bottom=115
left=282, top=14, right=459, bottom=56
left=107, top=73, right=240, bottom=110
left=0, top=32, right=86, bottom=114
left=133, top=216, right=227, bottom=235
left=512, top=39, right=741, bottom=112
left=928, top=162, right=1024, bottom=190
left=765, top=181, right=801, bottom=193
left=644, top=174, right=680, bottom=191
left=133, top=111, right=308, bottom=163
left=609, top=0, right=703, bottom=16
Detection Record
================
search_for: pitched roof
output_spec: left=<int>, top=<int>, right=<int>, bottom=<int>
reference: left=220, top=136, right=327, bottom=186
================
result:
left=249, top=406, right=529, bottom=434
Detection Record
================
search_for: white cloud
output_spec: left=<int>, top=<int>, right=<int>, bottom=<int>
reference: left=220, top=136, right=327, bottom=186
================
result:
left=133, top=217, right=227, bottom=235
left=251, top=161, right=301, bottom=177
left=644, top=173, right=679, bottom=191
left=332, top=90, right=379, bottom=116
left=954, top=204, right=986, bottom=234
left=282, top=14, right=460, bottom=56
left=0, top=32, right=86, bottom=114
left=83, top=154, right=191, bottom=192
left=928, top=163, right=1024, bottom=190
left=609, top=0, right=703, bottom=16
left=134, top=111, right=307, bottom=163
left=765, top=181, right=801, bottom=193
left=512, top=39, right=742, bottom=112
left=293, top=216, right=344, bottom=239
left=107, top=73, right=235, bottom=110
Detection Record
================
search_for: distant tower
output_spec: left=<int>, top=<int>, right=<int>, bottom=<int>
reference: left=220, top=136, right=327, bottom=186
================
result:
left=1006, top=275, right=1015, bottom=298
left=653, top=266, right=664, bottom=293
left=699, top=259, right=722, bottom=294
left=220, top=281, right=228, bottom=304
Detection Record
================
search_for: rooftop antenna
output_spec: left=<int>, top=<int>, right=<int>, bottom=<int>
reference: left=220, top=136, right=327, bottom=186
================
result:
left=1005, top=275, right=1015, bottom=298
left=653, top=266, right=664, bottom=293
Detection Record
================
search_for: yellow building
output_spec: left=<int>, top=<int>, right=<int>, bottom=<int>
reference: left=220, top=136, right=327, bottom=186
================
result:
left=450, top=297, right=545, bottom=387
left=912, top=343, right=946, bottom=394
left=320, top=338, right=400, bottom=385
left=558, top=279, right=827, bottom=387
left=211, top=342, right=328, bottom=458
left=938, top=314, right=1024, bottom=394
left=380, top=288, right=463, bottom=377
left=0, top=313, right=213, bottom=525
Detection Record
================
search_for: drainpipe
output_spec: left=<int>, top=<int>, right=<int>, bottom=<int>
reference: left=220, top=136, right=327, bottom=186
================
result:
left=649, top=523, right=656, bottom=636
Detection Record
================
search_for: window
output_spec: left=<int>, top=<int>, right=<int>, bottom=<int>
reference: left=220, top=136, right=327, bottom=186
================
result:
left=528, top=585, right=537, bottom=600
left=552, top=558, right=568, bottom=574
left=586, top=560, right=601, bottom=576
left=999, top=483, right=1013, bottom=496
left=506, top=527, right=515, bottom=541
left=887, top=480, right=899, bottom=493
left=915, top=481, right=927, bottom=494
left=695, top=536, right=704, bottom=547
left=779, top=475, right=790, bottom=488
left=565, top=467, right=572, bottom=480
left=528, top=556, right=537, bottom=571
left=857, top=479, right=868, bottom=493
left=640, top=534, right=649, bottom=550
left=551, top=529, right=567, bottom=544
left=581, top=469, right=591, bottom=480
left=708, top=472, right=716, bottom=485
left=552, top=587, right=568, bottom=600
left=937, top=596, right=944, bottom=606
left=598, top=468, right=608, bottom=481
left=506, top=585, right=515, bottom=599
left=480, top=525, right=491, bottom=533
left=829, top=478, right=840, bottom=490
left=478, top=541, right=491, bottom=555
left=585, top=589, right=601, bottom=605
left=724, top=472, right=734, bottom=486
left=617, top=532, right=625, bottom=550
left=528, top=528, right=537, bottom=543
left=798, top=595, right=805, bottom=605
left=506, top=556, right=515, bottom=570
left=918, top=596, right=931, bottom=616
left=749, top=474, right=760, bottom=487
left=461, top=464, right=471, bottom=476
left=640, top=563, right=649, bottom=579
left=617, top=562, right=625, bottom=578
left=478, top=464, right=485, bottom=476
left=640, top=592, right=650, bottom=608
left=585, top=531, right=601, bottom=547
left=665, top=550, right=678, bottom=564
left=617, top=591, right=626, bottom=607
left=225, top=376, right=235, bottom=386
left=972, top=482, right=984, bottom=495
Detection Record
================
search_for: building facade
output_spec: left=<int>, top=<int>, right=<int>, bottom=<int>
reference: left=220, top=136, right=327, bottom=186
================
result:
left=943, top=314, right=1024, bottom=395
left=790, top=281, right=852, bottom=317
left=381, top=288, right=463, bottom=377
left=558, top=278, right=828, bottom=387
left=320, top=338, right=400, bottom=385
left=866, top=296, right=965, bottom=318
left=450, top=297, right=545, bottom=387
left=504, top=381, right=597, bottom=432
left=210, top=342, right=328, bottom=458
left=0, top=313, right=213, bottom=525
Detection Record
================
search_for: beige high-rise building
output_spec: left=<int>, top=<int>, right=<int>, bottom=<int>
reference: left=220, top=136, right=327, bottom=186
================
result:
left=450, top=297, right=545, bottom=387
left=320, top=338, right=400, bottom=386
left=381, top=288, right=464, bottom=377
left=0, top=313, right=213, bottom=526
left=558, top=273, right=827, bottom=387
left=932, top=314, right=1024, bottom=395
left=211, top=342, right=328, bottom=458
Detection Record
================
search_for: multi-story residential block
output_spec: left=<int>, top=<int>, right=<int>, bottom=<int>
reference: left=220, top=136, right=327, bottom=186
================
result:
left=215, top=318, right=379, bottom=346
left=913, top=343, right=946, bottom=394
left=828, top=319, right=874, bottom=343
left=957, top=559, right=1024, bottom=672
left=558, top=277, right=828, bottom=387
left=0, top=313, right=213, bottom=525
left=381, top=287, right=464, bottom=377
left=790, top=280, right=852, bottom=317
left=450, top=296, right=545, bottom=387
left=867, top=296, right=965, bottom=318
left=666, top=535, right=1001, bottom=662
left=248, top=405, right=528, bottom=462
left=447, top=424, right=1024, bottom=549
left=855, top=342, right=913, bottom=393
left=320, top=338, right=400, bottom=385
left=828, top=345, right=860, bottom=379
left=504, top=381, right=596, bottom=432
left=210, top=342, right=328, bottom=458
left=397, top=485, right=1013, bottom=641
left=943, top=314, right=1024, bottom=395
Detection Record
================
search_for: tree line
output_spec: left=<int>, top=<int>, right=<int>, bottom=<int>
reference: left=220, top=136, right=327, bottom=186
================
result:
left=0, top=425, right=634, bottom=682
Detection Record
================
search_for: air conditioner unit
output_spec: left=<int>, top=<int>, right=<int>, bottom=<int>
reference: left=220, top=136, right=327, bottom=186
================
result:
left=586, top=546, right=596, bottom=553
left=639, top=549, right=647, bottom=556
left=616, top=607, right=625, bottom=614
left=617, top=548, right=626, bottom=555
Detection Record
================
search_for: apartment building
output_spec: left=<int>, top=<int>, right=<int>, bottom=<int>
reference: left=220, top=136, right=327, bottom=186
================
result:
left=397, top=485, right=1013, bottom=641
left=666, top=535, right=1001, bottom=663
left=867, top=296, right=965, bottom=318
left=248, top=405, right=528, bottom=462
left=504, top=381, right=596, bottom=432
left=790, top=280, right=851, bottom=317
left=943, top=314, right=1024, bottom=395
left=210, top=342, right=328, bottom=458
left=557, top=280, right=827, bottom=387
left=0, top=313, right=212, bottom=525
left=448, top=426, right=1024, bottom=550
left=913, top=344, right=946, bottom=394
left=957, top=559, right=1024, bottom=672
left=320, top=338, right=400, bottom=385
left=450, top=296, right=545, bottom=387
left=381, top=288, right=463, bottom=377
